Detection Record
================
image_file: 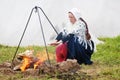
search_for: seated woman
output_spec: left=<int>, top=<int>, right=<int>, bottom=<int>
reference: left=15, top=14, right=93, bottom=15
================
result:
left=50, top=8, right=94, bottom=65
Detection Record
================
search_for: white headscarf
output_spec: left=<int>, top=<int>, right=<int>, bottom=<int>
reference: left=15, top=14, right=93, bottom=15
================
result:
left=69, top=8, right=81, bottom=21
left=63, top=8, right=82, bottom=34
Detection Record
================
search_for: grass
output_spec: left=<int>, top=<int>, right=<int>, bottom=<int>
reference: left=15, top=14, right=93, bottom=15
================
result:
left=0, top=45, right=55, bottom=63
left=0, top=35, right=120, bottom=80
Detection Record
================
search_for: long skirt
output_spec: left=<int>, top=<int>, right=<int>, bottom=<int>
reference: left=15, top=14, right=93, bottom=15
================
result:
left=67, top=36, right=94, bottom=64
left=55, top=33, right=94, bottom=64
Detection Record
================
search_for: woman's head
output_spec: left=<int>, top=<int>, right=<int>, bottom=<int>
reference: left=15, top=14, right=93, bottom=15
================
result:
left=68, top=12, right=76, bottom=24
left=68, top=8, right=81, bottom=24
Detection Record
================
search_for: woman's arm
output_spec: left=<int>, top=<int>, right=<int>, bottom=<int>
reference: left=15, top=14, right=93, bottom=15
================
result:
left=49, top=32, right=63, bottom=46
left=49, top=40, right=62, bottom=46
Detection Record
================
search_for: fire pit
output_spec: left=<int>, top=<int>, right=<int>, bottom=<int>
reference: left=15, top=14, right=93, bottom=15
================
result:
left=0, top=50, right=90, bottom=79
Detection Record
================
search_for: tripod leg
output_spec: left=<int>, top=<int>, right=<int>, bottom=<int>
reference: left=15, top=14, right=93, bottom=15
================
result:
left=37, top=7, right=58, bottom=35
left=11, top=7, right=35, bottom=68
left=36, top=7, right=51, bottom=65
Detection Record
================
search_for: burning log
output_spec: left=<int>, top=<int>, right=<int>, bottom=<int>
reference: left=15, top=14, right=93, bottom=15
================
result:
left=20, top=56, right=33, bottom=71
left=13, top=50, right=46, bottom=71
left=13, top=64, right=21, bottom=71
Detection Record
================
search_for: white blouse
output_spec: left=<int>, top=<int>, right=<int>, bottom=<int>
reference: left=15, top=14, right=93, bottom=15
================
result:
left=62, top=20, right=93, bottom=50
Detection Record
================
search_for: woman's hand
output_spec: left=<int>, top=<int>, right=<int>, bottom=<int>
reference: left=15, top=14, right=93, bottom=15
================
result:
left=49, top=42, right=60, bottom=46
left=49, top=40, right=62, bottom=46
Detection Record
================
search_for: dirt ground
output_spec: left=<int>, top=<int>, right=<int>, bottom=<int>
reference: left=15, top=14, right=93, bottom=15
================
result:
left=0, top=60, right=96, bottom=80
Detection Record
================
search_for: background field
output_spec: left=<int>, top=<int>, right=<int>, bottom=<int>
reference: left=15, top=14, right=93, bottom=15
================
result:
left=0, top=36, right=120, bottom=80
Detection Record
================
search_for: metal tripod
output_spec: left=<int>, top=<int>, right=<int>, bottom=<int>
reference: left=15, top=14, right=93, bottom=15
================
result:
left=11, top=6, right=58, bottom=67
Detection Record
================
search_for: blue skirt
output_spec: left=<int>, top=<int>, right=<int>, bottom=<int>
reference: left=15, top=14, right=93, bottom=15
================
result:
left=67, top=36, right=94, bottom=64
left=56, top=33, right=94, bottom=64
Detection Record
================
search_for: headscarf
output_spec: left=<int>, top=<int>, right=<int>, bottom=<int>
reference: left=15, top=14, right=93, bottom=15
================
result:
left=69, top=8, right=81, bottom=21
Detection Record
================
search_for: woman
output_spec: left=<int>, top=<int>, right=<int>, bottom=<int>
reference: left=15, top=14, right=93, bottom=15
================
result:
left=50, top=8, right=94, bottom=65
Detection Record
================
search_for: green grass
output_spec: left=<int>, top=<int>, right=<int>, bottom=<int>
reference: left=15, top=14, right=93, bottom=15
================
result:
left=93, top=36, right=120, bottom=66
left=0, top=45, right=55, bottom=63
left=88, top=35, right=120, bottom=80
left=0, top=35, right=120, bottom=80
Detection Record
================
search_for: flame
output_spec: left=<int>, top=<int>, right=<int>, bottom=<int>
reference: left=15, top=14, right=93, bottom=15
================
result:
left=34, top=59, right=43, bottom=69
left=33, top=50, right=55, bottom=69
left=34, top=51, right=47, bottom=69
left=20, top=56, right=32, bottom=72
left=20, top=50, right=55, bottom=71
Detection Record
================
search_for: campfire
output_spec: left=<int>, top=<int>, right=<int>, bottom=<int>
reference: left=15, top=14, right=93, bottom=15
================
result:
left=13, top=50, right=52, bottom=71
left=9, top=50, right=81, bottom=75
left=0, top=50, right=83, bottom=79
